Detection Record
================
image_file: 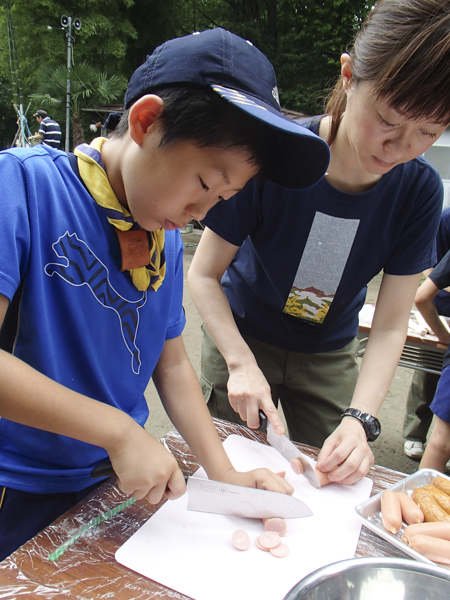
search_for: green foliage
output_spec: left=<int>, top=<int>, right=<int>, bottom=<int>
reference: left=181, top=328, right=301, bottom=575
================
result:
left=273, top=0, right=371, bottom=114
left=0, top=0, right=373, bottom=146
left=29, top=61, right=126, bottom=148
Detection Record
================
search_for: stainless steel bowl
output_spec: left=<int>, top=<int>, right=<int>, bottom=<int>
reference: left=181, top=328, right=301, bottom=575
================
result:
left=283, top=557, right=450, bottom=600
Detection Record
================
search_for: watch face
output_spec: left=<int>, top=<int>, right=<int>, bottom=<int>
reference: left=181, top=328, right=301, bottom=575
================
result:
left=365, top=416, right=381, bottom=440
left=341, top=409, right=380, bottom=441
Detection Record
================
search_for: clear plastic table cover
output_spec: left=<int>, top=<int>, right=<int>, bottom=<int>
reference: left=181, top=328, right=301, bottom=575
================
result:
left=0, top=419, right=410, bottom=599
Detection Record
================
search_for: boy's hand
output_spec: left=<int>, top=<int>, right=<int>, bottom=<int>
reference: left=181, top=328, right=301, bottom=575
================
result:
left=219, top=467, right=294, bottom=496
left=107, top=425, right=186, bottom=504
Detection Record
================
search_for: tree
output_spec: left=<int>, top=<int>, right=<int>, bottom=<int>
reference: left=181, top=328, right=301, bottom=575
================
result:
left=167, top=0, right=372, bottom=114
left=0, top=0, right=373, bottom=146
left=273, top=1, right=372, bottom=114
left=29, top=62, right=126, bottom=148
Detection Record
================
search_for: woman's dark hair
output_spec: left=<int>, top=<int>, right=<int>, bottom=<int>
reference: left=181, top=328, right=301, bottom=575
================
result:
left=326, top=0, right=450, bottom=146
left=112, top=85, right=273, bottom=174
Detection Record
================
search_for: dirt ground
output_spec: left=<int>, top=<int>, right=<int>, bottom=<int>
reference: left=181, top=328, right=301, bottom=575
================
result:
left=144, top=227, right=421, bottom=476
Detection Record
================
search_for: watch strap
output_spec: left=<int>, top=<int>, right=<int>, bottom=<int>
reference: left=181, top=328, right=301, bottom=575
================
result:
left=341, top=408, right=380, bottom=441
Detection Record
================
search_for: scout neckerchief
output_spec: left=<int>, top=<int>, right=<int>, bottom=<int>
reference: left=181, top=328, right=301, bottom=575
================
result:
left=74, top=137, right=165, bottom=292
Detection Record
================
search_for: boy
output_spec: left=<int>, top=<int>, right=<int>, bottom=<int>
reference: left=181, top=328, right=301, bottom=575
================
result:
left=415, top=250, right=450, bottom=474
left=0, top=28, right=330, bottom=560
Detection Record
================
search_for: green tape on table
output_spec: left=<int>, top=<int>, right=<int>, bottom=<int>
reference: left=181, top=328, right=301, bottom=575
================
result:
left=48, top=496, right=136, bottom=562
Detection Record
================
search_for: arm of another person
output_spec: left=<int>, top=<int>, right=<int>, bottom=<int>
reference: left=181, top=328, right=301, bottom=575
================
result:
left=0, top=293, right=186, bottom=503
left=188, top=227, right=285, bottom=434
left=423, top=267, right=450, bottom=295
left=316, top=272, right=422, bottom=484
left=151, top=333, right=293, bottom=495
left=415, top=276, right=450, bottom=344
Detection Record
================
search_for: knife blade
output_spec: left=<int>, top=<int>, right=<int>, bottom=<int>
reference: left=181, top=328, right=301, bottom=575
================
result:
left=186, top=476, right=312, bottom=519
left=259, top=411, right=321, bottom=488
left=91, top=461, right=313, bottom=519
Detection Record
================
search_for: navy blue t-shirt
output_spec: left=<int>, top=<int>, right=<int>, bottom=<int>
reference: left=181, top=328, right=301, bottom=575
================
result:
left=203, top=117, right=442, bottom=353
left=429, top=250, right=450, bottom=368
left=434, top=208, right=450, bottom=316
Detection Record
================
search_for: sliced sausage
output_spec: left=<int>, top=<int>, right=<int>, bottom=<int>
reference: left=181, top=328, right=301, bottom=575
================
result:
left=232, top=529, right=250, bottom=551
left=269, top=542, right=290, bottom=558
left=263, top=517, right=287, bottom=536
left=258, top=531, right=281, bottom=549
left=255, top=537, right=270, bottom=551
left=314, top=468, right=332, bottom=487
left=380, top=490, right=402, bottom=533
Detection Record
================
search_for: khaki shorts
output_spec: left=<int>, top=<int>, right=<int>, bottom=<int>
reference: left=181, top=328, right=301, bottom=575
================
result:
left=200, top=324, right=359, bottom=448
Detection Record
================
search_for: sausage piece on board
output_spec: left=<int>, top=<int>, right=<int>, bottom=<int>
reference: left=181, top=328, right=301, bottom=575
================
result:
left=232, top=529, right=250, bottom=551
left=270, top=543, right=290, bottom=558
left=263, top=517, right=287, bottom=536
left=258, top=531, right=281, bottom=549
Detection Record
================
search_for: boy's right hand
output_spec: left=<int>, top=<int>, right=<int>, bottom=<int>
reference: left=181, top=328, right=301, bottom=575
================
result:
left=107, top=424, right=186, bottom=504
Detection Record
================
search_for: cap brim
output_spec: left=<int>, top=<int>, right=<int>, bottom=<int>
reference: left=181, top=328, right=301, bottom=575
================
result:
left=211, top=84, right=330, bottom=189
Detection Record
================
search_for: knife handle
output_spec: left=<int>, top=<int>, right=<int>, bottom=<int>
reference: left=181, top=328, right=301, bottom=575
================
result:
left=259, top=410, right=268, bottom=430
left=90, top=460, right=189, bottom=487
left=91, top=460, right=116, bottom=479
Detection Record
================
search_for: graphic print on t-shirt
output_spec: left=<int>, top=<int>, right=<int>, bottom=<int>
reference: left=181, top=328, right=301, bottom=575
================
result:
left=284, top=212, right=359, bottom=323
left=44, top=231, right=147, bottom=374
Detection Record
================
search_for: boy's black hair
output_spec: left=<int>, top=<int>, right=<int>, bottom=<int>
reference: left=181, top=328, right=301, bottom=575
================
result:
left=112, top=85, right=274, bottom=175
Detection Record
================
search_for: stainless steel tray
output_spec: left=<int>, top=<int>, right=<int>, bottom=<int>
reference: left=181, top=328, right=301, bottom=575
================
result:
left=355, top=468, right=450, bottom=568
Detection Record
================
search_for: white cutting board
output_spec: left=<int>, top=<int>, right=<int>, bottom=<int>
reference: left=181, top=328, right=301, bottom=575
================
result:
left=116, top=435, right=373, bottom=600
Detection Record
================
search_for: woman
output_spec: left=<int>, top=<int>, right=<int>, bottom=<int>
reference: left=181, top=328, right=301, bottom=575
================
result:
left=188, top=0, right=450, bottom=484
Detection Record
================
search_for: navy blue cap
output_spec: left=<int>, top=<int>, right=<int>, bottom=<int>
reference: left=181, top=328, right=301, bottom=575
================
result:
left=125, top=28, right=330, bottom=189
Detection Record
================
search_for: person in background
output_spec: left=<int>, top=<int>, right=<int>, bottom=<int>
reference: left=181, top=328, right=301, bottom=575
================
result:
left=403, top=207, right=450, bottom=461
left=0, top=28, right=329, bottom=561
left=188, top=0, right=450, bottom=485
left=90, top=113, right=124, bottom=136
left=29, top=109, right=61, bottom=149
left=415, top=249, right=450, bottom=473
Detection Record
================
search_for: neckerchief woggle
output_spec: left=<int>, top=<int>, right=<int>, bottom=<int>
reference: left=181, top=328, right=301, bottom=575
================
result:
left=74, top=138, right=165, bottom=292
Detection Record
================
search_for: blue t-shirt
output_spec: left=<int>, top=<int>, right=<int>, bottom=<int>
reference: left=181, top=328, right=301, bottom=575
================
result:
left=434, top=207, right=450, bottom=316
left=203, top=118, right=442, bottom=353
left=0, top=145, right=185, bottom=493
left=429, top=250, right=450, bottom=368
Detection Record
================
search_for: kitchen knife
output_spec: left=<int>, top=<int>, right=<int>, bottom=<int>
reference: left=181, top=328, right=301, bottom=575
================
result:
left=186, top=476, right=312, bottom=519
left=259, top=411, right=322, bottom=488
left=91, top=461, right=313, bottom=519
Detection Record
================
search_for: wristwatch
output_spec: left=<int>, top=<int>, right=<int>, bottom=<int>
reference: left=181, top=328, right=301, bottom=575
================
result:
left=341, top=408, right=381, bottom=442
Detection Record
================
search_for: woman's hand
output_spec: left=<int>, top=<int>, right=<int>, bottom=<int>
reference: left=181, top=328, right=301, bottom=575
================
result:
left=314, top=417, right=374, bottom=485
left=227, top=363, right=285, bottom=434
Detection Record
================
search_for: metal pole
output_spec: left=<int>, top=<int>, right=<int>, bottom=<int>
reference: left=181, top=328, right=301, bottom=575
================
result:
left=65, top=16, right=72, bottom=152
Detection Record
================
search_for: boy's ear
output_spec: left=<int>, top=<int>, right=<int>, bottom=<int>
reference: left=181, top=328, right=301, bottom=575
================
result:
left=128, top=95, right=165, bottom=146
left=341, top=54, right=353, bottom=91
